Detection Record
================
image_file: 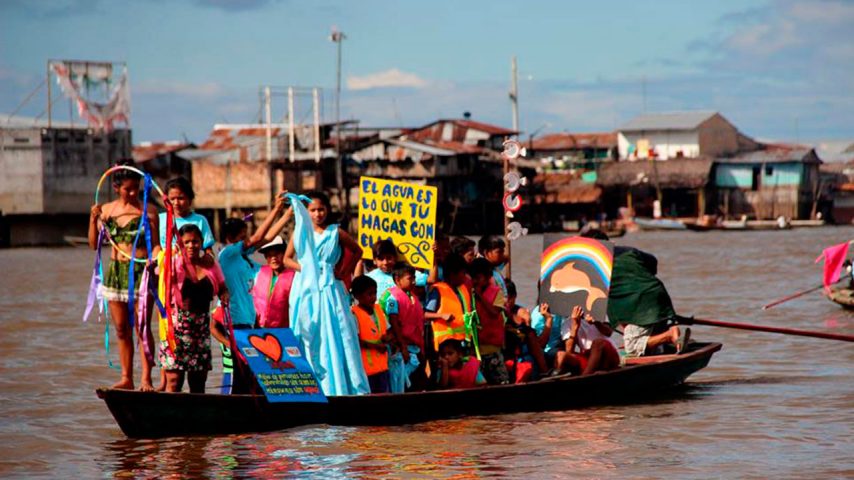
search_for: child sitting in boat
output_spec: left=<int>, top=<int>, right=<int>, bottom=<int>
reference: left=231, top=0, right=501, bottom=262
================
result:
left=351, top=275, right=393, bottom=394
left=437, top=339, right=486, bottom=389
left=383, top=263, right=425, bottom=392
left=469, top=258, right=510, bottom=385
left=554, top=305, right=620, bottom=376
left=161, top=224, right=229, bottom=393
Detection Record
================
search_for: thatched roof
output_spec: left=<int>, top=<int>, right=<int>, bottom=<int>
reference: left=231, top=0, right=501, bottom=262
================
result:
left=596, top=157, right=712, bottom=189
left=531, top=172, right=602, bottom=204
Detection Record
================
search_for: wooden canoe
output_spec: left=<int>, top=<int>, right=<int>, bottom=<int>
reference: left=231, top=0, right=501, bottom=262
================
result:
left=827, top=287, right=854, bottom=309
left=97, top=342, right=721, bottom=438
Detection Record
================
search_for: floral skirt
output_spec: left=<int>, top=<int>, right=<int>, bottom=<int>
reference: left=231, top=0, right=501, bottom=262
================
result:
left=159, top=309, right=212, bottom=372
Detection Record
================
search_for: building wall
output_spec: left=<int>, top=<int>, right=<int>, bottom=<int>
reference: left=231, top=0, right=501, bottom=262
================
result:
left=42, top=128, right=130, bottom=214
left=697, top=114, right=740, bottom=158
left=714, top=162, right=811, bottom=219
left=192, top=161, right=271, bottom=209
left=716, top=187, right=799, bottom=219
left=0, top=127, right=129, bottom=215
left=715, top=163, right=803, bottom=188
left=0, top=127, right=44, bottom=214
left=618, top=130, right=700, bottom=160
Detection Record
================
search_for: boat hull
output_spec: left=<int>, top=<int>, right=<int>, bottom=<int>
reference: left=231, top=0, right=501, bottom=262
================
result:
left=96, top=342, right=722, bottom=438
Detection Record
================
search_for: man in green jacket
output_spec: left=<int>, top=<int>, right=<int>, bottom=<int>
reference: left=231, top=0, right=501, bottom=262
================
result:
left=581, top=230, right=690, bottom=357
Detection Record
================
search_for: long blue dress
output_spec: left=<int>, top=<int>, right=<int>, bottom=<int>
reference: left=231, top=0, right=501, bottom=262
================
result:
left=287, top=194, right=370, bottom=396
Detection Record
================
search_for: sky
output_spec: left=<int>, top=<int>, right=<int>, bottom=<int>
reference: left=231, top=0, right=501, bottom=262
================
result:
left=1, top=0, right=853, bottom=148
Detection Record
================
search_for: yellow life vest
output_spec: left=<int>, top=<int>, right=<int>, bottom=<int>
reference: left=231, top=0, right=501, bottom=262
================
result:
left=431, top=282, right=475, bottom=351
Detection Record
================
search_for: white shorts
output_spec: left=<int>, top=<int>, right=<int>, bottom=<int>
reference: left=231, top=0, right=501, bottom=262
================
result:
left=622, top=324, right=659, bottom=357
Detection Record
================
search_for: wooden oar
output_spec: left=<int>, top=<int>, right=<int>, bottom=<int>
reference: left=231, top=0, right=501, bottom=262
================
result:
left=761, top=284, right=827, bottom=310
left=677, top=316, right=854, bottom=343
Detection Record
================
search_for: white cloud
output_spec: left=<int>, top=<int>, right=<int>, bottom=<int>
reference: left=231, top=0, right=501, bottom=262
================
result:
left=347, top=68, right=429, bottom=91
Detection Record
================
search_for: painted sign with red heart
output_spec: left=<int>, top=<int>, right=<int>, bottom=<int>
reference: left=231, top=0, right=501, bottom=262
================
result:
left=249, top=334, right=283, bottom=362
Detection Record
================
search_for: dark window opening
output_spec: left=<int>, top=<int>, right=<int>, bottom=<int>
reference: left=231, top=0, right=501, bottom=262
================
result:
left=752, top=166, right=761, bottom=191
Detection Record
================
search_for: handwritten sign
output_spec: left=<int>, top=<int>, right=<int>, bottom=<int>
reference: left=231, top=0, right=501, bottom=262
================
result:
left=232, top=328, right=327, bottom=403
left=358, top=176, right=438, bottom=269
left=538, top=235, right=614, bottom=322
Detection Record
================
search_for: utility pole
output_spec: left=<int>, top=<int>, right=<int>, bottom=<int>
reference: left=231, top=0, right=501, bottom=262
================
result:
left=288, top=86, right=295, bottom=163
left=510, top=56, right=519, bottom=138
left=331, top=27, right=347, bottom=211
left=506, top=56, right=520, bottom=279
left=313, top=88, right=321, bottom=164
left=265, top=86, right=272, bottom=161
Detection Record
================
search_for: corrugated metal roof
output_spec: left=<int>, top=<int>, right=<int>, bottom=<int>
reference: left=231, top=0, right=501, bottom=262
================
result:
left=386, top=138, right=456, bottom=156
left=531, top=132, right=616, bottom=150
left=619, top=111, right=717, bottom=132
left=716, top=144, right=820, bottom=164
left=132, top=141, right=191, bottom=163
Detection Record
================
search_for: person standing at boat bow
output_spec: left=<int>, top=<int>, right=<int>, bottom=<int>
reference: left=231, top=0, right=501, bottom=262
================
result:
left=88, top=166, right=161, bottom=391
left=283, top=192, right=370, bottom=396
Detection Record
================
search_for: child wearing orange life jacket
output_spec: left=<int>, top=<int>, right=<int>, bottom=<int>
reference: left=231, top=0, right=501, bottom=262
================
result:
left=469, top=258, right=510, bottom=385
left=425, top=253, right=476, bottom=354
left=438, top=339, right=486, bottom=389
left=350, top=275, right=393, bottom=393
left=251, top=236, right=295, bottom=328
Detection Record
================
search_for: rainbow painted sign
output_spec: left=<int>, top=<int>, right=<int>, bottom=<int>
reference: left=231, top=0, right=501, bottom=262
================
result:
left=539, top=235, right=614, bottom=321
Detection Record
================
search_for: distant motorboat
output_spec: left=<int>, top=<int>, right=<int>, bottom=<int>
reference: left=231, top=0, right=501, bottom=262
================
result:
left=633, top=217, right=687, bottom=231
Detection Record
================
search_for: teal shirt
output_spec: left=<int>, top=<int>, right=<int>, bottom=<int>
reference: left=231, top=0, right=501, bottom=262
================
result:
left=159, top=211, right=215, bottom=249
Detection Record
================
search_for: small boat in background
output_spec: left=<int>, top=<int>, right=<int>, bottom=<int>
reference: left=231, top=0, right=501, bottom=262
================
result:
left=827, top=287, right=854, bottom=309
left=63, top=235, right=89, bottom=247
left=633, top=217, right=687, bottom=231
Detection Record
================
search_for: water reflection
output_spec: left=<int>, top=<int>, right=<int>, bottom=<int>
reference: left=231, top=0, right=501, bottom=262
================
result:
left=3, top=229, right=854, bottom=478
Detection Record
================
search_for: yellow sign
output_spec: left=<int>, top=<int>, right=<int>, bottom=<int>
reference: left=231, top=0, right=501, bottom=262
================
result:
left=358, top=176, right=438, bottom=270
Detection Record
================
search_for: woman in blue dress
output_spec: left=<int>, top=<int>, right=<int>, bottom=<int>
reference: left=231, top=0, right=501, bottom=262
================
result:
left=284, top=192, right=370, bottom=396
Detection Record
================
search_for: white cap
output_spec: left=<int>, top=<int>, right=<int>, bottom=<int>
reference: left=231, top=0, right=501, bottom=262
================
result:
left=258, top=236, right=285, bottom=253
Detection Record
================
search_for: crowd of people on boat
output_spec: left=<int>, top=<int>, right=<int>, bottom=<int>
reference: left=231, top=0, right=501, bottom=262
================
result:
left=88, top=168, right=692, bottom=396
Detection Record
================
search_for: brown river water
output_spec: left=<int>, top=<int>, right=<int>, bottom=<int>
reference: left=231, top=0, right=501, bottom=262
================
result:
left=1, top=228, right=853, bottom=478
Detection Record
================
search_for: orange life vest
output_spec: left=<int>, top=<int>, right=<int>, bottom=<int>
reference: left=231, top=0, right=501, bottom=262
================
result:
left=431, top=282, right=474, bottom=350
left=352, top=304, right=389, bottom=376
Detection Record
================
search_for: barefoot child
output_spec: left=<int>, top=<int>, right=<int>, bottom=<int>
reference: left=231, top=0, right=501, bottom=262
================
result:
left=469, top=258, right=510, bottom=385
left=161, top=224, right=229, bottom=393
left=437, top=339, right=486, bottom=389
left=351, top=275, right=393, bottom=393
left=88, top=167, right=161, bottom=391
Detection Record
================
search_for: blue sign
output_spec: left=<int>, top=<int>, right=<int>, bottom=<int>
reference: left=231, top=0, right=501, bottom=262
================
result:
left=232, top=328, right=327, bottom=403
